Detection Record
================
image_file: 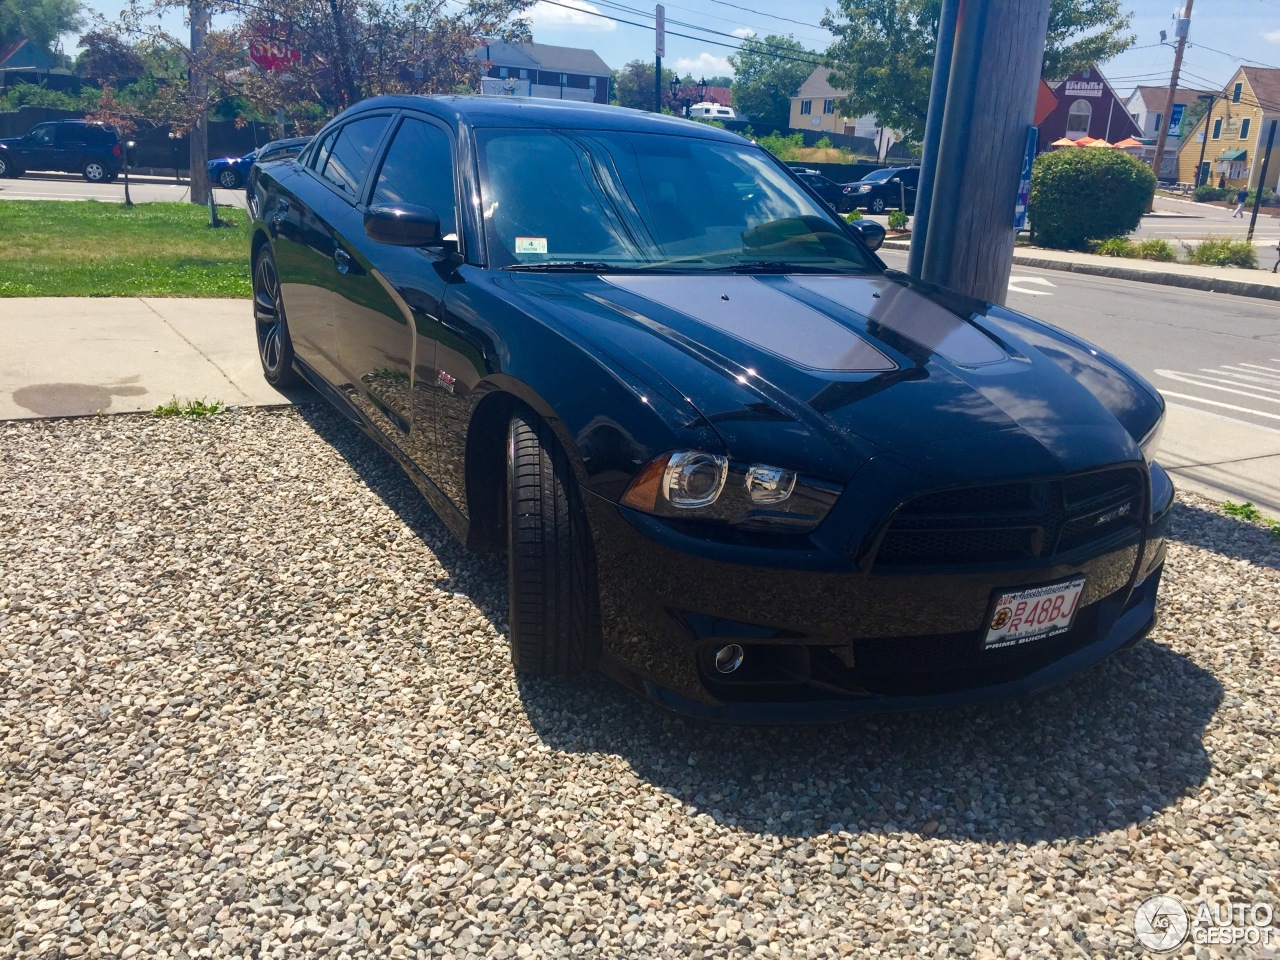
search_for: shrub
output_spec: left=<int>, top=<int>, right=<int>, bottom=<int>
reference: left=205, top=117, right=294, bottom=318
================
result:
left=886, top=209, right=909, bottom=230
left=756, top=131, right=805, bottom=161
left=1135, top=238, right=1177, bottom=262
left=844, top=209, right=862, bottom=222
left=814, top=135, right=833, bottom=149
left=1029, top=148, right=1156, bottom=250
left=1184, top=237, right=1258, bottom=268
left=1193, top=184, right=1228, bottom=202
left=1092, top=237, right=1135, bottom=257
left=1246, top=187, right=1276, bottom=206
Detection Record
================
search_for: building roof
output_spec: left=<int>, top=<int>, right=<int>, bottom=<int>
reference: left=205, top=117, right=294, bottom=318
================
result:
left=1129, top=85, right=1215, bottom=110
left=473, top=40, right=611, bottom=77
left=794, top=67, right=848, bottom=101
left=1241, top=67, right=1280, bottom=112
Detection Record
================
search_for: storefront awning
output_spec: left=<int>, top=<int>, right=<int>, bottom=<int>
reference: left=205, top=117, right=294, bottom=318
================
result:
left=1218, top=149, right=1247, bottom=161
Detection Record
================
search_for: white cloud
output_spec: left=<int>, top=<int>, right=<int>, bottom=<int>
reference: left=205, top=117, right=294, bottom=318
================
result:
left=529, top=0, right=616, bottom=32
left=731, top=27, right=755, bottom=39
left=673, top=52, right=733, bottom=77
left=1265, top=29, right=1280, bottom=43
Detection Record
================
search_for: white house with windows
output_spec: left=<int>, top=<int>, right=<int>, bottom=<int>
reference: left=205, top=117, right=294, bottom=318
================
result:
left=788, top=67, right=901, bottom=158
left=1123, top=84, right=1213, bottom=174
left=471, top=41, right=612, bottom=104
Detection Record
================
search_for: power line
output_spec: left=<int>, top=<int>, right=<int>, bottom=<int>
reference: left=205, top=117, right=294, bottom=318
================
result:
left=699, top=0, right=826, bottom=33
left=593, top=0, right=829, bottom=48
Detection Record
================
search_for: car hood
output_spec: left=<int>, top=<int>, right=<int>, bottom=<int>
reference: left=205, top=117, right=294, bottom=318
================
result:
left=0, top=138, right=19, bottom=148
left=491, top=270, right=1161, bottom=484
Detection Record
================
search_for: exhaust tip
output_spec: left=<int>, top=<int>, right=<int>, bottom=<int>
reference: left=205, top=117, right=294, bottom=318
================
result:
left=713, top=643, right=745, bottom=674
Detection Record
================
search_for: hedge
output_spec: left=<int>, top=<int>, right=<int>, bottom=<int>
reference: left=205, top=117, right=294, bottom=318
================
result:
left=1029, top=149, right=1156, bottom=251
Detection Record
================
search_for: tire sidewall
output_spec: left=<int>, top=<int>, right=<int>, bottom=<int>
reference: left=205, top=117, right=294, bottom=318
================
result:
left=254, top=247, right=295, bottom=387
left=83, top=161, right=105, bottom=182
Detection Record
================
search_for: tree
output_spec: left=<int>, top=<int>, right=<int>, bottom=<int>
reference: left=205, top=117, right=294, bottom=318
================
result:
left=75, top=29, right=146, bottom=79
left=0, top=0, right=83, bottom=57
left=726, top=34, right=817, bottom=136
left=612, top=59, right=677, bottom=112
left=822, top=0, right=1135, bottom=143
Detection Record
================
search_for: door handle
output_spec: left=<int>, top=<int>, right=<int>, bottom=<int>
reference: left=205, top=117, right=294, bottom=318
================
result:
left=334, top=247, right=353, bottom=275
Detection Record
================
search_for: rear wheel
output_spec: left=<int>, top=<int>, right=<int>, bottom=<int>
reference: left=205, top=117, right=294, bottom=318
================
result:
left=506, top=407, right=601, bottom=676
left=253, top=246, right=297, bottom=387
left=83, top=161, right=106, bottom=183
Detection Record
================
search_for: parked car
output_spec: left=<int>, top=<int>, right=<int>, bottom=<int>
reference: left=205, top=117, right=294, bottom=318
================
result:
left=248, top=95, right=1171, bottom=722
left=845, top=165, right=919, bottom=214
left=0, top=120, right=123, bottom=182
left=793, top=170, right=856, bottom=213
left=208, top=136, right=309, bottom=189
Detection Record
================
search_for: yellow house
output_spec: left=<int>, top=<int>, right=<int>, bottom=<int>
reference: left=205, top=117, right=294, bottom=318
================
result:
left=1176, top=66, right=1280, bottom=190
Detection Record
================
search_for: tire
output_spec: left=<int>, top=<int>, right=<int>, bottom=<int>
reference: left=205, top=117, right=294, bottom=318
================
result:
left=870, top=197, right=886, bottom=214
left=506, top=407, right=601, bottom=676
left=83, top=160, right=106, bottom=183
left=0, top=154, right=9, bottom=178
left=218, top=169, right=239, bottom=189
left=252, top=246, right=297, bottom=388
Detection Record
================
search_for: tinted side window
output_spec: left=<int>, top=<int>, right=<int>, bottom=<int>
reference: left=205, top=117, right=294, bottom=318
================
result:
left=308, top=129, right=337, bottom=172
left=26, top=124, right=56, bottom=146
left=320, top=115, right=390, bottom=198
left=371, top=118, right=457, bottom=238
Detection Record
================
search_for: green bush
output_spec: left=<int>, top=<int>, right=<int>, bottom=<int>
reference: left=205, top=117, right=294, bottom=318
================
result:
left=844, top=209, right=862, bottom=222
left=1092, top=237, right=1135, bottom=257
left=1184, top=237, right=1258, bottom=268
left=1029, top=148, right=1156, bottom=250
left=814, top=135, right=833, bottom=149
left=0, top=82, right=102, bottom=112
left=886, top=209, right=909, bottom=230
left=1135, top=238, right=1177, bottom=262
left=756, top=131, right=805, bottom=160
left=1247, top=187, right=1276, bottom=206
left=1193, top=184, right=1228, bottom=202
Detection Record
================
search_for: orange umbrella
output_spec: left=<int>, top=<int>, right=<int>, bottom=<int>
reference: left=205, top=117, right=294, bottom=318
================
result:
left=1113, top=137, right=1143, bottom=149
left=1087, top=139, right=1114, bottom=148
left=1050, top=137, right=1078, bottom=147
left=1074, top=136, right=1097, bottom=146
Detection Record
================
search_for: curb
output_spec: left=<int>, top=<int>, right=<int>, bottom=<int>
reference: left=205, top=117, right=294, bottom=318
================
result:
left=879, top=240, right=1280, bottom=302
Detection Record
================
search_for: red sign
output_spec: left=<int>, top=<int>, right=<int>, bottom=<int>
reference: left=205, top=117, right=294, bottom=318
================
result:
left=249, top=38, right=301, bottom=72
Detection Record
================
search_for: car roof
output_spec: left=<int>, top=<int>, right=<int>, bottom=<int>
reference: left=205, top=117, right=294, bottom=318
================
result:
left=337, top=95, right=745, bottom=143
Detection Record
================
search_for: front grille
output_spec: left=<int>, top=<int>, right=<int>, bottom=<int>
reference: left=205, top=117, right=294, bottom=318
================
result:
left=874, top=467, right=1143, bottom=568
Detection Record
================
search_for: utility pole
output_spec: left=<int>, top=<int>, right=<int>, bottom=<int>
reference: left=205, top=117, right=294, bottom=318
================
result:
left=913, top=0, right=1051, bottom=305
left=654, top=4, right=664, bottom=113
left=1193, top=94, right=1216, bottom=188
left=189, top=0, right=211, bottom=206
left=1150, top=1, right=1193, bottom=188
left=1246, top=120, right=1276, bottom=244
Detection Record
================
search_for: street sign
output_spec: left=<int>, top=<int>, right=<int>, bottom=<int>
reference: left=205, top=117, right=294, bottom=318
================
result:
left=249, top=38, right=301, bottom=72
left=655, top=4, right=665, bottom=57
left=1014, top=125, right=1037, bottom=230
left=1168, top=103, right=1185, bottom=136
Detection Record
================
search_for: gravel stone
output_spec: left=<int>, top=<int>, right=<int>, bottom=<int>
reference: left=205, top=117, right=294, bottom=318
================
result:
left=1, top=407, right=1278, bottom=958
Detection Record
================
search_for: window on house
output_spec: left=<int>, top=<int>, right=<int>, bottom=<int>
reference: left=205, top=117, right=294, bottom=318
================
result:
left=1212, top=118, right=1222, bottom=139
left=1065, top=100, right=1092, bottom=137
left=1154, top=113, right=1162, bottom=133
left=800, top=100, right=812, bottom=115
left=823, top=99, right=834, bottom=114
left=1232, top=82, right=1242, bottom=103
left=499, top=67, right=508, bottom=79
left=1240, top=118, right=1251, bottom=139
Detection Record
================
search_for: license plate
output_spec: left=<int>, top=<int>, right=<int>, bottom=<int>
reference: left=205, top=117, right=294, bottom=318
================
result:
left=983, top=577, right=1086, bottom=650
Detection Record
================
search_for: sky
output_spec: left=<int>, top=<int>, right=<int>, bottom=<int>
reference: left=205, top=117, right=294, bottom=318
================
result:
left=71, top=0, right=1280, bottom=98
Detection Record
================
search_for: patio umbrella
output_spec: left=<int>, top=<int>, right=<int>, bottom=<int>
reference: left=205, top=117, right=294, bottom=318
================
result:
left=1074, top=136, right=1097, bottom=146
left=1113, top=137, right=1143, bottom=150
left=1050, top=137, right=1078, bottom=147
left=1087, top=139, right=1114, bottom=148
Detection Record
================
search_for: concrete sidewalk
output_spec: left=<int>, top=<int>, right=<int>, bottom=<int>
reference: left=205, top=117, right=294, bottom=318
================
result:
left=879, top=239, right=1280, bottom=300
left=0, top=298, right=303, bottom=419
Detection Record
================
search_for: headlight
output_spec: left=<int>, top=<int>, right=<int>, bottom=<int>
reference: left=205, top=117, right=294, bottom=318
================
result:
left=1139, top=415, right=1164, bottom=464
left=621, top=450, right=840, bottom=531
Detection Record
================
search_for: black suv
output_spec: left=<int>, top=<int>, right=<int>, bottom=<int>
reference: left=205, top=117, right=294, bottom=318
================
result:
left=844, top=166, right=919, bottom=214
left=0, top=121, right=124, bottom=182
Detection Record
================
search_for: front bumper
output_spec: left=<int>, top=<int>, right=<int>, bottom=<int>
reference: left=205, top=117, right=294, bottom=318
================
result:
left=583, top=464, right=1172, bottom=723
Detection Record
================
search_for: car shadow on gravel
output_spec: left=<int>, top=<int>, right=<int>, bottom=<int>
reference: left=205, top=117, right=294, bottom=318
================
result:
left=292, top=403, right=1224, bottom=847
left=1166, top=500, right=1280, bottom=572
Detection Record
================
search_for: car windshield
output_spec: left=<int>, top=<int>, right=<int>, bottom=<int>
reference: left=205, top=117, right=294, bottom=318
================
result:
left=861, top=169, right=896, bottom=183
left=475, top=128, right=876, bottom=273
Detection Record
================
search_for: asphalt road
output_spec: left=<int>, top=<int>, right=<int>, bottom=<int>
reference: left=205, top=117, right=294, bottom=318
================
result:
left=1132, top=195, right=1279, bottom=253
left=0, top=171, right=247, bottom=209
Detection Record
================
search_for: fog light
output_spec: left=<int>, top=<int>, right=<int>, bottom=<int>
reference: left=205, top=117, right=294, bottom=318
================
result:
left=745, top=464, right=796, bottom=504
left=714, top=644, right=745, bottom=674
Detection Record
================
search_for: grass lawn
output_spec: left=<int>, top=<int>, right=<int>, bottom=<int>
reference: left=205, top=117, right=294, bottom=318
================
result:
left=0, top=200, right=250, bottom=298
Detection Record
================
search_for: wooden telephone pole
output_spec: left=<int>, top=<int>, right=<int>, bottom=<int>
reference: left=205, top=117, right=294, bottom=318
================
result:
left=1150, top=1, right=1194, bottom=186
left=189, top=0, right=211, bottom=206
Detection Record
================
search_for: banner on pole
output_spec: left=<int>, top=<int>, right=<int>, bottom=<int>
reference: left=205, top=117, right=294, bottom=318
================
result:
left=1014, top=125, right=1038, bottom=231
left=655, top=4, right=665, bottom=58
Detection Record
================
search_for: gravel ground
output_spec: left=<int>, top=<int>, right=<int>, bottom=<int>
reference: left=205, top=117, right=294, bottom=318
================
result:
left=2, top=406, right=1279, bottom=960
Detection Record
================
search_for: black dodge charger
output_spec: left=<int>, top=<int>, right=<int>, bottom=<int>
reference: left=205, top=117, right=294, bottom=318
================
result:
left=247, top=95, right=1171, bottom=722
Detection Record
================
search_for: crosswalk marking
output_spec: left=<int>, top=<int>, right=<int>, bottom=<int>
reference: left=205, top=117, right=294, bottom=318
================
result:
left=1154, top=363, right=1280, bottom=425
left=1156, top=369, right=1280, bottom=405
left=1007, top=276, right=1056, bottom=296
left=1160, top=391, right=1280, bottom=421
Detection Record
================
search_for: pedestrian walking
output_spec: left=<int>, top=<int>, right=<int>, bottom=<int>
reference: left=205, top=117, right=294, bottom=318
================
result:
left=1232, top=188, right=1248, bottom=217
left=1273, top=238, right=1280, bottom=273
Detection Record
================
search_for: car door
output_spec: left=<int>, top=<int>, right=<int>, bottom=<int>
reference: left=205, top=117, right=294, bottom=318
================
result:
left=901, top=169, right=919, bottom=213
left=331, top=113, right=460, bottom=476
left=55, top=124, right=88, bottom=173
left=18, top=123, right=59, bottom=172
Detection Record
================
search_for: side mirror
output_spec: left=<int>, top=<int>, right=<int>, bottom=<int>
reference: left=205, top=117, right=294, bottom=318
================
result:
left=364, top=204, right=444, bottom=247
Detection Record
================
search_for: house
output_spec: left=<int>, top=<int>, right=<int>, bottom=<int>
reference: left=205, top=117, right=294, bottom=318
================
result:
left=1041, top=65, right=1143, bottom=147
left=788, top=68, right=901, bottom=158
left=1176, top=66, right=1280, bottom=191
left=1124, top=84, right=1214, bottom=176
left=0, top=38, right=58, bottom=71
left=472, top=41, right=611, bottom=104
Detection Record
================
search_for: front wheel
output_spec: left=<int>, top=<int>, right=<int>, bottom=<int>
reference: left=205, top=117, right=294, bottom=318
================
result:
left=253, top=246, right=297, bottom=387
left=218, top=169, right=239, bottom=189
left=506, top=407, right=601, bottom=676
left=869, top=197, right=886, bottom=214
left=83, top=161, right=106, bottom=183
left=0, top=154, right=10, bottom=178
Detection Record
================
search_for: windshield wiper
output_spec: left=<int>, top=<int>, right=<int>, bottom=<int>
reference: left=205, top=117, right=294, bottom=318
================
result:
left=703, top=261, right=868, bottom=274
left=505, top=260, right=620, bottom=273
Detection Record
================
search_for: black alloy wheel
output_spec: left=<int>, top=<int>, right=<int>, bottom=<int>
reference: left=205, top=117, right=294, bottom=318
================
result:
left=506, top=406, right=601, bottom=676
left=253, top=247, right=297, bottom=387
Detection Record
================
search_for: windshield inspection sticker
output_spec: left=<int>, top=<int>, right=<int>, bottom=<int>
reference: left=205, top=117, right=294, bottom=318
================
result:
left=514, top=237, right=548, bottom=255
